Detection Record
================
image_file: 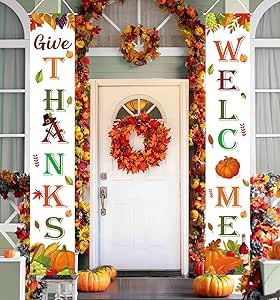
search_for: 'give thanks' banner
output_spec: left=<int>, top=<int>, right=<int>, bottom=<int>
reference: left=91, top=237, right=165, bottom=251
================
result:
left=205, top=13, right=251, bottom=275
left=30, top=13, right=75, bottom=276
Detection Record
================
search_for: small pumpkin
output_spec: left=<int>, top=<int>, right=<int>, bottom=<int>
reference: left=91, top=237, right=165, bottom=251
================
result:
left=193, top=267, right=234, bottom=297
left=78, top=270, right=111, bottom=292
left=215, top=157, right=240, bottom=179
left=194, top=260, right=205, bottom=276
left=96, top=265, right=117, bottom=280
left=4, top=249, right=15, bottom=258
left=203, top=239, right=225, bottom=270
left=49, top=245, right=75, bottom=272
left=269, top=241, right=280, bottom=259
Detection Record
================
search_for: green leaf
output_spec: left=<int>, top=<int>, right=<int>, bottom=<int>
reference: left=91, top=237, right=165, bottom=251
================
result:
left=207, top=64, right=214, bottom=75
left=65, top=176, right=73, bottom=185
left=35, top=70, right=43, bottom=83
left=234, top=265, right=245, bottom=275
left=36, top=255, right=51, bottom=268
left=242, top=179, right=249, bottom=187
left=67, top=96, right=73, bottom=106
left=227, top=240, right=236, bottom=251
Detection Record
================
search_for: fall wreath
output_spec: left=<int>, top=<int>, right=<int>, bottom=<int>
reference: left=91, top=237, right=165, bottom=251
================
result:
left=109, top=113, right=171, bottom=174
left=120, top=25, right=160, bottom=66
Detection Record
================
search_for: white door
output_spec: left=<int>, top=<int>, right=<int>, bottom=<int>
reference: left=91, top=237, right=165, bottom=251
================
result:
left=97, top=80, right=187, bottom=270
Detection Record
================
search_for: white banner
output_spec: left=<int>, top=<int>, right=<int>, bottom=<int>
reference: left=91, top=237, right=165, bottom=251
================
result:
left=205, top=13, right=251, bottom=276
left=30, top=14, right=75, bottom=276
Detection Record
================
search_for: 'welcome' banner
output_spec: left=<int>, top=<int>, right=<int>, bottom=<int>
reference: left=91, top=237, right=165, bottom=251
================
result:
left=30, top=14, right=75, bottom=276
left=206, top=13, right=251, bottom=276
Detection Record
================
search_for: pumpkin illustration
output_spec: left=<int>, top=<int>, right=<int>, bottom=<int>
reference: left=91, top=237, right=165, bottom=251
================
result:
left=95, top=265, right=117, bottom=280
left=78, top=270, right=111, bottom=292
left=203, top=239, right=225, bottom=270
left=269, top=241, right=280, bottom=259
left=212, top=256, right=243, bottom=275
left=193, top=267, right=234, bottom=297
left=215, top=157, right=240, bottom=179
left=194, top=260, right=205, bottom=276
left=49, top=245, right=75, bottom=272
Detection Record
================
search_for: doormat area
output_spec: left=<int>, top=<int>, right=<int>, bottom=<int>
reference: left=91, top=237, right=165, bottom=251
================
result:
left=117, top=271, right=182, bottom=277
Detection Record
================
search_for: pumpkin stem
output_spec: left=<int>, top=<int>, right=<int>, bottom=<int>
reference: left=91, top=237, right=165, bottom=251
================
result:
left=206, top=266, right=216, bottom=275
left=62, top=245, right=67, bottom=251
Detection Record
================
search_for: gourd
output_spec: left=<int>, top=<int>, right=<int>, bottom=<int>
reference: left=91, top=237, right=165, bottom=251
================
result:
left=49, top=245, right=75, bottom=272
left=194, top=260, right=205, bottom=276
left=193, top=267, right=234, bottom=297
left=95, top=265, right=117, bottom=280
left=269, top=241, right=280, bottom=259
left=78, top=270, right=111, bottom=292
left=203, top=239, right=225, bottom=270
left=215, top=157, right=240, bottom=178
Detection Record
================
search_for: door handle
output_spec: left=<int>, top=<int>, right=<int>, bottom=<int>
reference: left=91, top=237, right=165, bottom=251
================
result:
left=100, top=186, right=107, bottom=216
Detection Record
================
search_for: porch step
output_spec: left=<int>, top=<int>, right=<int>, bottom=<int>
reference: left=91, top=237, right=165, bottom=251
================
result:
left=78, top=278, right=242, bottom=300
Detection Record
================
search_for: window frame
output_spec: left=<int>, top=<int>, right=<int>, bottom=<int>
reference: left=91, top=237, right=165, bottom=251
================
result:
left=0, top=0, right=30, bottom=173
left=251, top=0, right=280, bottom=175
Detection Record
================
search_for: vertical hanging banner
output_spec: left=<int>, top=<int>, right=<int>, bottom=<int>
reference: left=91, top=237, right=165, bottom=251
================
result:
left=30, top=14, right=75, bottom=276
left=205, top=13, right=251, bottom=276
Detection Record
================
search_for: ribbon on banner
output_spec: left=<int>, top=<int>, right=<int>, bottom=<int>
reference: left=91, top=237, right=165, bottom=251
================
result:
left=30, top=13, right=75, bottom=276
left=205, top=13, right=251, bottom=276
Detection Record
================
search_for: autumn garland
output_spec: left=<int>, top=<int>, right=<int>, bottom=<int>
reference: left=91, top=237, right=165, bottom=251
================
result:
left=76, top=0, right=206, bottom=267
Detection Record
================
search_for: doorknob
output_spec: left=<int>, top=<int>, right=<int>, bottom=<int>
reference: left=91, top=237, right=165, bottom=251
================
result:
left=100, top=186, right=107, bottom=216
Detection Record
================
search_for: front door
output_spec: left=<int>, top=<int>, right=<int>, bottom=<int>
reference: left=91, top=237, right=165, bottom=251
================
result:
left=97, top=79, right=187, bottom=271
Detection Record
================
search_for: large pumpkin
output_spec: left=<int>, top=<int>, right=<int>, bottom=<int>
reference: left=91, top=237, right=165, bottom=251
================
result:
left=203, top=239, right=225, bottom=270
left=49, top=245, right=75, bottom=272
left=78, top=270, right=111, bottom=292
left=269, top=241, right=280, bottom=259
left=215, top=157, right=240, bottom=179
left=95, top=265, right=117, bottom=280
left=193, top=268, right=234, bottom=297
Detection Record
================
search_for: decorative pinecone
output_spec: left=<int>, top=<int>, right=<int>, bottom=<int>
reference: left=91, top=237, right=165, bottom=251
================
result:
left=250, top=240, right=264, bottom=257
left=206, top=13, right=219, bottom=32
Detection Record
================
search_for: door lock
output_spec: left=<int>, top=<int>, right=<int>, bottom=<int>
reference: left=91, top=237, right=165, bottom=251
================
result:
left=100, top=186, right=107, bottom=216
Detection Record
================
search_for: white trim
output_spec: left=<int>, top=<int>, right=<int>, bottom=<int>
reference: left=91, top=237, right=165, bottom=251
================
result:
left=0, top=0, right=29, bottom=39
left=89, top=79, right=189, bottom=276
left=0, top=224, right=22, bottom=232
left=0, top=134, right=25, bottom=138
left=102, top=13, right=122, bottom=33
left=0, top=40, right=28, bottom=48
left=157, top=14, right=172, bottom=31
left=253, top=39, right=280, bottom=48
left=256, top=89, right=280, bottom=93
left=0, top=89, right=25, bottom=93
left=88, top=47, right=186, bottom=57
left=256, top=134, right=280, bottom=138
left=251, top=0, right=280, bottom=38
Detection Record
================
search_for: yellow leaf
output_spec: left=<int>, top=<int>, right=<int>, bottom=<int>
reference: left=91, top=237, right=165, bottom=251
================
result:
left=68, top=14, right=75, bottom=30
left=43, top=14, right=56, bottom=30
left=222, top=13, right=235, bottom=28
left=31, top=13, right=44, bottom=25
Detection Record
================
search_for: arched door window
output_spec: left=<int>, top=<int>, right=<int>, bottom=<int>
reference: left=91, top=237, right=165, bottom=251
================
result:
left=251, top=0, right=280, bottom=175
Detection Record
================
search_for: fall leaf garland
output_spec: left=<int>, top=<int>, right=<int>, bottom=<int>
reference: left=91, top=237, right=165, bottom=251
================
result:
left=109, top=113, right=171, bottom=174
left=120, top=25, right=160, bottom=66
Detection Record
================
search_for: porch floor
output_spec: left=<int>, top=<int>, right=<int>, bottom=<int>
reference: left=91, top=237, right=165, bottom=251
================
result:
left=78, top=278, right=242, bottom=300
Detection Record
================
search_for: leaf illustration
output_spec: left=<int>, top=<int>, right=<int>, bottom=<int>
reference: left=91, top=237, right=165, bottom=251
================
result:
left=222, top=13, right=235, bottom=28
left=241, top=93, right=246, bottom=99
left=242, top=179, right=249, bottom=187
left=35, top=70, right=43, bottom=83
left=65, top=176, right=73, bottom=185
left=35, top=221, right=40, bottom=231
left=67, top=96, right=73, bottom=106
left=31, top=13, right=44, bottom=25
left=208, top=223, right=213, bottom=232
left=36, top=255, right=51, bottom=268
left=207, top=64, right=214, bottom=75
left=43, top=14, right=57, bottom=30
left=227, top=239, right=235, bottom=251
left=208, top=134, right=214, bottom=148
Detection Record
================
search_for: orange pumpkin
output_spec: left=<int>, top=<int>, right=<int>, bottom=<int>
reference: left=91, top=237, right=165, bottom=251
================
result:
left=78, top=270, right=111, bottom=292
left=96, top=265, right=117, bottom=280
left=203, top=239, right=225, bottom=270
left=212, top=256, right=243, bottom=275
left=49, top=245, right=75, bottom=272
left=215, top=157, right=240, bottom=179
left=269, top=241, right=280, bottom=259
left=4, top=249, right=15, bottom=258
left=193, top=267, right=234, bottom=297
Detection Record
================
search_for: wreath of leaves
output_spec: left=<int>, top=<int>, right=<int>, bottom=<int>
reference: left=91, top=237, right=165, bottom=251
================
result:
left=108, top=113, right=171, bottom=174
left=120, top=25, right=160, bottom=66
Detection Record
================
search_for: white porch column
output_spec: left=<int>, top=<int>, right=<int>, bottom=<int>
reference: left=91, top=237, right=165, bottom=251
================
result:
left=35, top=0, right=61, bottom=13
left=225, top=0, right=249, bottom=12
